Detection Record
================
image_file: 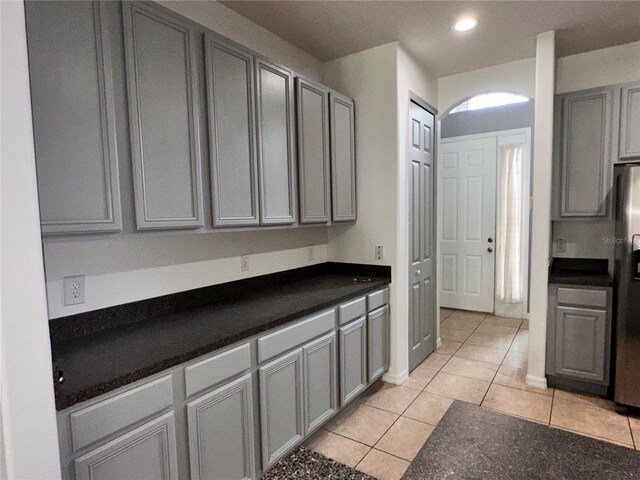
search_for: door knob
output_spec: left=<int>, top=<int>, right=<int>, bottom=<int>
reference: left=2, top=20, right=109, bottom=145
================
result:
left=488, top=247, right=493, bottom=253
left=488, top=238, right=493, bottom=243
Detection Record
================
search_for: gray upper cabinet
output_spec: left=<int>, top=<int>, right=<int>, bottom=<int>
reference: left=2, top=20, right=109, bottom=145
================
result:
left=255, top=59, right=297, bottom=225
left=187, top=374, right=256, bottom=480
left=123, top=2, right=204, bottom=230
left=302, top=332, right=337, bottom=435
left=259, top=348, right=304, bottom=470
left=339, top=317, right=367, bottom=406
left=329, top=92, right=357, bottom=222
left=74, top=412, right=179, bottom=480
left=554, top=87, right=617, bottom=219
left=620, top=83, right=640, bottom=160
left=25, top=1, right=122, bottom=234
left=296, top=78, right=331, bottom=224
left=205, top=35, right=260, bottom=227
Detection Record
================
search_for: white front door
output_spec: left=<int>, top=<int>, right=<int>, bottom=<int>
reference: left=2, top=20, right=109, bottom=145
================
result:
left=439, top=137, right=497, bottom=312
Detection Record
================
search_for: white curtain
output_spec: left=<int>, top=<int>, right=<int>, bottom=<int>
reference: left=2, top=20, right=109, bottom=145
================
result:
left=496, top=144, right=524, bottom=303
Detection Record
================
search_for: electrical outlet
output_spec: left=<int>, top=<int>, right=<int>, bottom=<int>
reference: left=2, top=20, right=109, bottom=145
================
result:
left=556, top=239, right=566, bottom=253
left=63, top=275, right=85, bottom=306
left=307, top=246, right=314, bottom=262
left=375, top=245, right=384, bottom=261
left=241, top=255, right=250, bottom=272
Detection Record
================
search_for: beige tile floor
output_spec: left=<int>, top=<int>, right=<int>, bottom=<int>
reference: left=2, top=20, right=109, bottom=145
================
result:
left=306, top=308, right=640, bottom=480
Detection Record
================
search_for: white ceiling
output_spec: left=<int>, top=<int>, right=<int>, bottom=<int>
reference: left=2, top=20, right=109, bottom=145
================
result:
left=219, top=1, right=640, bottom=77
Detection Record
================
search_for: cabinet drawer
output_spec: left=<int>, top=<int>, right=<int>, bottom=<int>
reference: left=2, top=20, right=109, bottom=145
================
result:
left=557, top=287, right=608, bottom=308
left=185, top=342, right=251, bottom=398
left=338, top=296, right=366, bottom=325
left=258, top=309, right=336, bottom=363
left=70, top=375, right=173, bottom=451
left=367, top=288, right=389, bottom=312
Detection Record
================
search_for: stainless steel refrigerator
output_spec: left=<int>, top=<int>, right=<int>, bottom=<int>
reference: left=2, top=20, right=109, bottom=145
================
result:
left=613, top=163, right=640, bottom=411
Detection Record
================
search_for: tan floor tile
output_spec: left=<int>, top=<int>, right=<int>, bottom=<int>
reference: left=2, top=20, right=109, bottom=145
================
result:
left=629, top=416, right=640, bottom=449
left=424, top=372, right=490, bottom=404
left=465, top=332, right=513, bottom=351
left=375, top=417, right=434, bottom=461
left=493, top=365, right=554, bottom=396
left=483, top=384, right=552, bottom=424
left=551, top=397, right=634, bottom=446
left=362, top=383, right=420, bottom=415
left=481, top=315, right=523, bottom=329
left=443, top=316, right=483, bottom=332
left=454, top=344, right=506, bottom=365
left=417, top=352, right=451, bottom=370
left=441, top=356, right=499, bottom=382
left=403, top=391, right=454, bottom=426
left=447, top=310, right=487, bottom=323
left=440, top=325, right=473, bottom=342
left=502, top=349, right=528, bottom=369
left=440, top=308, right=455, bottom=319
left=356, top=449, right=409, bottom=480
left=553, top=389, right=615, bottom=411
left=404, top=363, right=440, bottom=391
left=437, top=339, right=463, bottom=355
left=521, top=319, right=529, bottom=330
left=306, top=430, right=370, bottom=468
left=510, top=329, right=529, bottom=353
left=327, top=403, right=398, bottom=446
left=475, top=323, right=519, bottom=337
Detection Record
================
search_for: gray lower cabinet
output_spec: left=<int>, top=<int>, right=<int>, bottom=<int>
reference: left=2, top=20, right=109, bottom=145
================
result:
left=553, top=86, right=617, bottom=218
left=205, top=35, right=260, bottom=227
left=339, top=317, right=368, bottom=406
left=620, top=82, right=640, bottom=160
left=296, top=78, right=331, bottom=224
left=187, top=374, right=256, bottom=480
left=255, top=58, right=297, bottom=225
left=303, top=332, right=338, bottom=435
left=25, top=1, right=122, bottom=234
left=546, top=285, right=611, bottom=388
left=368, top=306, right=390, bottom=383
left=74, top=412, right=178, bottom=480
left=123, top=1, right=204, bottom=230
left=329, top=92, right=357, bottom=222
left=259, top=349, right=304, bottom=469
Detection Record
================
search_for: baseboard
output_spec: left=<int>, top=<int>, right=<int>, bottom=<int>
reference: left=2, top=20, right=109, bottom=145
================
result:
left=437, top=337, right=442, bottom=349
left=525, top=374, right=548, bottom=389
left=383, top=369, right=408, bottom=385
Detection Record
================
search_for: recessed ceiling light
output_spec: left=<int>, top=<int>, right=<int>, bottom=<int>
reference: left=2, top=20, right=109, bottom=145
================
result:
left=454, top=17, right=478, bottom=32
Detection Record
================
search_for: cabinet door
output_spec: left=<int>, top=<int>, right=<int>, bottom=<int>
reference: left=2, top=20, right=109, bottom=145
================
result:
left=329, top=92, right=357, bottom=222
left=259, top=349, right=304, bottom=469
left=205, top=35, right=260, bottom=227
left=368, top=305, right=390, bottom=383
left=620, top=83, right=640, bottom=159
left=295, top=78, right=331, bottom=224
left=303, top=332, right=337, bottom=435
left=556, top=88, right=615, bottom=218
left=187, top=374, right=255, bottom=480
left=339, top=317, right=367, bottom=406
left=256, top=59, right=296, bottom=225
left=25, top=1, right=122, bottom=234
left=123, top=2, right=204, bottom=230
left=554, top=306, right=607, bottom=382
left=74, top=413, right=178, bottom=480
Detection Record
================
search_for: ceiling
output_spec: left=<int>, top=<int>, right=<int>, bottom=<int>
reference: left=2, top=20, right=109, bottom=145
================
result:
left=220, top=1, right=640, bottom=77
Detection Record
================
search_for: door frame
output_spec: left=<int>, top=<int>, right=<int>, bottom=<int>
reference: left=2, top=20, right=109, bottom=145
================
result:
left=407, top=92, right=439, bottom=364
left=438, top=128, right=532, bottom=319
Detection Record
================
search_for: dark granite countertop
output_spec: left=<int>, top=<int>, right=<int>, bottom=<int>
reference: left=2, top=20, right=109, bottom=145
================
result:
left=51, top=263, right=390, bottom=410
left=548, top=258, right=613, bottom=287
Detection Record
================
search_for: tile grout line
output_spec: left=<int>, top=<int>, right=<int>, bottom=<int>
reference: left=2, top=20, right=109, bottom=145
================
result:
left=479, top=320, right=520, bottom=406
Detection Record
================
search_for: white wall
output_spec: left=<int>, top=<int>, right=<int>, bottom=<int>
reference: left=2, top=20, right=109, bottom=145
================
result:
left=159, top=0, right=322, bottom=80
left=438, top=57, right=536, bottom=115
left=0, top=2, right=61, bottom=478
left=556, top=41, right=640, bottom=94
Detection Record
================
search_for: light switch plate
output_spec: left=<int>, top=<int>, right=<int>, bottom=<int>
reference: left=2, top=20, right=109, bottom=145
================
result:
left=556, top=239, right=566, bottom=253
left=241, top=255, right=250, bottom=272
left=63, top=275, right=85, bottom=305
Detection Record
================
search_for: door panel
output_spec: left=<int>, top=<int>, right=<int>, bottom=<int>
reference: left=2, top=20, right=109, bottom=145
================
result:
left=439, top=136, right=497, bottom=312
left=339, top=317, right=367, bottom=405
left=303, top=332, right=337, bottom=434
left=409, top=102, right=436, bottom=371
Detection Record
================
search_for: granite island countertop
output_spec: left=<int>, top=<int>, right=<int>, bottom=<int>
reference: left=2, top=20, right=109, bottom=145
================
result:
left=51, top=263, right=390, bottom=410
left=548, top=258, right=613, bottom=287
